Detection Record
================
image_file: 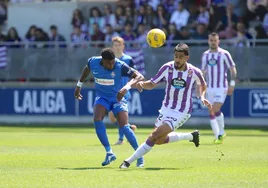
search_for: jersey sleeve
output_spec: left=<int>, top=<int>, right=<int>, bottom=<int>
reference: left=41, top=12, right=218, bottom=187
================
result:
left=201, top=53, right=207, bottom=71
left=150, top=64, right=169, bottom=84
left=194, top=68, right=206, bottom=86
left=87, top=57, right=92, bottom=69
left=224, top=51, right=235, bottom=68
left=121, top=63, right=135, bottom=77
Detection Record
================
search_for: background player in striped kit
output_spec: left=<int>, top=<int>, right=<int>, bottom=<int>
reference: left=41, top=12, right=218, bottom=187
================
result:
left=201, top=32, right=237, bottom=144
left=109, top=36, right=137, bottom=145
left=119, top=43, right=212, bottom=168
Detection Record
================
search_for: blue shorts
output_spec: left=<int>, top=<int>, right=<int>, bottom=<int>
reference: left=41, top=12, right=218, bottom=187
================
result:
left=94, top=96, right=128, bottom=116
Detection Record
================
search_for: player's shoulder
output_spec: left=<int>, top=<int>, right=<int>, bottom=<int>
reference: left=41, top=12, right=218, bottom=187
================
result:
left=122, top=53, right=132, bottom=60
left=162, top=61, right=174, bottom=68
left=187, top=63, right=202, bottom=74
left=218, top=47, right=231, bottom=55
left=88, top=56, right=102, bottom=63
left=202, top=49, right=210, bottom=55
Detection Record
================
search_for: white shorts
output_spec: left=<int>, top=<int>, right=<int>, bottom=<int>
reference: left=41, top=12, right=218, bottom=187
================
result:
left=155, top=106, right=191, bottom=130
left=206, top=88, right=227, bottom=104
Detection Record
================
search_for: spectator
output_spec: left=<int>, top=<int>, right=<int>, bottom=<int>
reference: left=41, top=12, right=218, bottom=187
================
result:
left=125, top=6, right=135, bottom=27
left=228, top=0, right=247, bottom=19
left=49, top=25, right=66, bottom=48
left=0, top=2, right=7, bottom=25
left=254, top=25, right=268, bottom=40
left=71, top=9, right=87, bottom=33
left=121, top=22, right=136, bottom=47
left=104, top=24, right=119, bottom=43
left=155, top=4, right=170, bottom=29
left=169, top=2, right=190, bottom=30
left=88, top=7, right=104, bottom=35
left=135, top=23, right=148, bottom=48
left=71, top=26, right=89, bottom=48
left=162, top=0, right=180, bottom=14
left=231, top=22, right=252, bottom=47
left=35, top=28, right=49, bottom=48
left=136, top=4, right=146, bottom=26
left=166, top=23, right=180, bottom=47
left=192, top=23, right=209, bottom=40
left=197, top=3, right=210, bottom=27
left=114, top=5, right=126, bottom=33
left=178, top=26, right=191, bottom=40
left=247, top=0, right=267, bottom=21
left=6, top=27, right=22, bottom=48
left=145, top=5, right=157, bottom=29
left=25, top=25, right=36, bottom=42
left=102, top=4, right=116, bottom=33
left=91, top=23, right=105, bottom=48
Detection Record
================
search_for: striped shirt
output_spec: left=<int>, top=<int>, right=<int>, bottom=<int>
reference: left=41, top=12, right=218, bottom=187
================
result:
left=0, top=46, right=7, bottom=69
left=151, top=61, right=206, bottom=114
left=125, top=49, right=146, bottom=76
left=201, top=47, right=235, bottom=89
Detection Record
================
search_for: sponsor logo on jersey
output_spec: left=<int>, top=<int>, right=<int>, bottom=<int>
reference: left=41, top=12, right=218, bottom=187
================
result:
left=95, top=78, right=114, bottom=85
left=171, top=78, right=186, bottom=89
left=208, top=58, right=217, bottom=66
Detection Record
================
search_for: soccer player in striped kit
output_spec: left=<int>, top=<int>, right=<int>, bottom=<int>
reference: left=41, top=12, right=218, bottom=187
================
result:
left=201, top=32, right=237, bottom=144
left=119, top=43, right=212, bottom=168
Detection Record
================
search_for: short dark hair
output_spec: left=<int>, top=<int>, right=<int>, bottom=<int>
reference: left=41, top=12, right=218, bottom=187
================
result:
left=174, top=43, right=189, bottom=56
left=209, top=32, right=219, bottom=37
left=50, top=25, right=57, bottom=30
left=101, top=48, right=115, bottom=60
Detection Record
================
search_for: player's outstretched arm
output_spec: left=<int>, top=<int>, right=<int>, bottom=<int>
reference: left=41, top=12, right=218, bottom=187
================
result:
left=136, top=80, right=157, bottom=92
left=117, top=70, right=144, bottom=101
left=74, top=65, right=90, bottom=100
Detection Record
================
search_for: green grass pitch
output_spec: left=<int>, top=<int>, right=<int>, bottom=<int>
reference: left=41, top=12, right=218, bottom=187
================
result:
left=0, top=125, right=268, bottom=188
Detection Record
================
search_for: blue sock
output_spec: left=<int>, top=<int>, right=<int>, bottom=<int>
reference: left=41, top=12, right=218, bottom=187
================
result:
left=94, top=121, right=111, bottom=153
left=122, top=124, right=139, bottom=150
left=116, top=122, right=124, bottom=141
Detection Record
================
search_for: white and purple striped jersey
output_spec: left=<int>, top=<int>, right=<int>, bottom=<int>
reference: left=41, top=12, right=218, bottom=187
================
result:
left=201, top=47, right=235, bottom=89
left=151, top=61, right=206, bottom=114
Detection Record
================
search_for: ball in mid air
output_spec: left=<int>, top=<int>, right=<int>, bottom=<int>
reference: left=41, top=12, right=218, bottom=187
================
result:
left=146, top=28, right=166, bottom=48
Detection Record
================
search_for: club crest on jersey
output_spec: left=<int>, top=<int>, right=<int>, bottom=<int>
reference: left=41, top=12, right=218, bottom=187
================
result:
left=171, top=78, right=186, bottom=89
left=187, top=69, right=193, bottom=77
left=111, top=71, right=115, bottom=77
left=208, top=58, right=217, bottom=66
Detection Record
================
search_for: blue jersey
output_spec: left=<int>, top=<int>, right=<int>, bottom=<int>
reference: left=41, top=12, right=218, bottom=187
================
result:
left=88, top=56, right=135, bottom=100
left=118, top=53, right=134, bottom=100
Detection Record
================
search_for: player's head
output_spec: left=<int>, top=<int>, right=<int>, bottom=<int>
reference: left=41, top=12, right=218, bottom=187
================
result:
left=112, top=36, right=125, bottom=55
left=173, top=43, right=189, bottom=70
left=101, top=48, right=115, bottom=70
left=208, top=32, right=220, bottom=50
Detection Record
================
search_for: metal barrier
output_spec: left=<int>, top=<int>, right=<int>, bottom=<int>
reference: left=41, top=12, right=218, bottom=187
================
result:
left=0, top=40, right=268, bottom=81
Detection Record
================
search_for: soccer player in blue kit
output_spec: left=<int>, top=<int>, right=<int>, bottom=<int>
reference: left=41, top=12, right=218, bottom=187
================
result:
left=74, top=48, right=145, bottom=167
left=109, top=36, right=137, bottom=145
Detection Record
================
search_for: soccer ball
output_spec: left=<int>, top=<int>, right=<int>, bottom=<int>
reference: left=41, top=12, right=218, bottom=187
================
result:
left=146, top=28, right=166, bottom=48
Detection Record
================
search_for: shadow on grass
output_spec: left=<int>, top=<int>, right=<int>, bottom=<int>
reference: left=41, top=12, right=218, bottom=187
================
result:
left=58, top=167, right=111, bottom=170
left=143, top=167, right=192, bottom=171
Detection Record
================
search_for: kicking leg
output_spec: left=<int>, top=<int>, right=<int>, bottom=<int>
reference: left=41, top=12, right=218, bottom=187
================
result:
left=119, top=123, right=172, bottom=168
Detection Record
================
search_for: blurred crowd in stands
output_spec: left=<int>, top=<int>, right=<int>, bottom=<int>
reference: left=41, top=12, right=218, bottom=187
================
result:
left=1, top=0, right=268, bottom=48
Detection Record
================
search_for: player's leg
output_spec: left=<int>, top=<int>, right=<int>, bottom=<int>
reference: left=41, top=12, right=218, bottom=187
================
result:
left=93, top=98, right=116, bottom=166
left=108, top=111, right=124, bottom=145
left=213, top=88, right=227, bottom=143
left=119, top=123, right=172, bottom=168
left=213, top=102, right=226, bottom=143
left=112, top=100, right=144, bottom=167
left=207, top=89, right=220, bottom=140
left=153, top=113, right=199, bottom=147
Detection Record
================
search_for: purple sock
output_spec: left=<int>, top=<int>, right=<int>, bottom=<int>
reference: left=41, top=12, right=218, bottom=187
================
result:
left=146, top=139, right=155, bottom=147
left=215, top=111, right=221, bottom=117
